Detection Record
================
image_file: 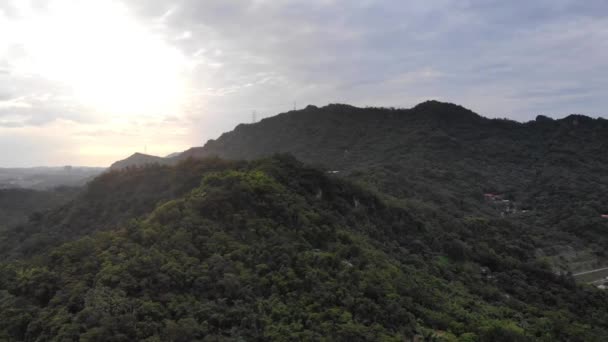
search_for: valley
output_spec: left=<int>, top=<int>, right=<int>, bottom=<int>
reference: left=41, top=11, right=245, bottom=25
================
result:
left=0, top=167, right=104, bottom=190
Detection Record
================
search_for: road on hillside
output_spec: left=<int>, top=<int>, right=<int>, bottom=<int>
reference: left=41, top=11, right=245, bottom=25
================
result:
left=573, top=267, right=608, bottom=277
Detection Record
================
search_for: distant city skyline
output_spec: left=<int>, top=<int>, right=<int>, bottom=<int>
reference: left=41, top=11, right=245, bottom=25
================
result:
left=1, top=0, right=607, bottom=166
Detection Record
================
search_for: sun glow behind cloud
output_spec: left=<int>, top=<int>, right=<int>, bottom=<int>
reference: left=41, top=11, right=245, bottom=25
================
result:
left=1, top=0, right=607, bottom=167
left=2, top=0, right=191, bottom=117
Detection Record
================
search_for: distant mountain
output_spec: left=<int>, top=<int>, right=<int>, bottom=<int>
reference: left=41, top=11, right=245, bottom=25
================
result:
left=111, top=102, right=608, bottom=257
left=174, top=101, right=607, bottom=206
left=110, top=152, right=170, bottom=170
left=178, top=101, right=607, bottom=173
left=170, top=101, right=608, bottom=270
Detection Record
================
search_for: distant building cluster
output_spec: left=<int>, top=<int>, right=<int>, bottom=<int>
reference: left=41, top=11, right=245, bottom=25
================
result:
left=595, top=277, right=608, bottom=290
left=483, top=193, right=529, bottom=216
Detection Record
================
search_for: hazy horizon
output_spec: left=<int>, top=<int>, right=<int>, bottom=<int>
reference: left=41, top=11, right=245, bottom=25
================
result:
left=1, top=0, right=607, bottom=167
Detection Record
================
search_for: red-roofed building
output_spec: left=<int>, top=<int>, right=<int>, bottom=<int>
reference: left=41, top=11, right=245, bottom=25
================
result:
left=484, top=193, right=503, bottom=201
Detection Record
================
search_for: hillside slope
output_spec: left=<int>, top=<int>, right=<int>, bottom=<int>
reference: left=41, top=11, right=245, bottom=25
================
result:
left=0, top=187, right=79, bottom=230
left=2, top=102, right=608, bottom=340
left=171, top=101, right=607, bottom=216
left=170, top=101, right=608, bottom=269
left=104, top=101, right=608, bottom=272
left=1, top=156, right=607, bottom=341
left=0, top=158, right=240, bottom=258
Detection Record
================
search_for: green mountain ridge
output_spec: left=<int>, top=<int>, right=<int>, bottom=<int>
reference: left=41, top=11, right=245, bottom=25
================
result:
left=114, top=100, right=608, bottom=257
left=1, top=101, right=608, bottom=340
left=2, top=156, right=607, bottom=341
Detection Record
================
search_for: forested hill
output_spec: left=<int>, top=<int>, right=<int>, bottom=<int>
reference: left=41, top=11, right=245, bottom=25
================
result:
left=0, top=158, right=241, bottom=258
left=110, top=101, right=608, bottom=272
left=177, top=101, right=608, bottom=209
left=2, top=156, right=608, bottom=340
left=2, top=102, right=608, bottom=340
left=178, top=101, right=608, bottom=172
left=0, top=187, right=78, bottom=230
left=176, top=101, right=608, bottom=259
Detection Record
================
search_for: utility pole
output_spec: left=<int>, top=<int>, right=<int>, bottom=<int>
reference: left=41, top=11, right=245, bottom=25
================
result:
left=252, top=110, right=257, bottom=123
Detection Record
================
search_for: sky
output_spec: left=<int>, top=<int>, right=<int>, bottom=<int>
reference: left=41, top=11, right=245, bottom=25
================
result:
left=1, top=0, right=607, bottom=167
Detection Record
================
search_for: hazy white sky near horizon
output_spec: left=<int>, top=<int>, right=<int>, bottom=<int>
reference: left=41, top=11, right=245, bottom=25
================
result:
left=1, top=0, right=607, bottom=167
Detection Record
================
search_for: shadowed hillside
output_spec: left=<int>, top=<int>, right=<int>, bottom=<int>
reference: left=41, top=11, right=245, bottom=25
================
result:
left=3, top=102, right=608, bottom=340
left=1, top=156, right=607, bottom=341
left=112, top=101, right=608, bottom=271
left=169, top=102, right=608, bottom=264
left=0, top=187, right=79, bottom=230
left=0, top=158, right=241, bottom=258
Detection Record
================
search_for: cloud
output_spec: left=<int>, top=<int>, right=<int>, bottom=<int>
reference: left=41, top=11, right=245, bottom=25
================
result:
left=125, top=0, right=608, bottom=118
left=0, top=87, right=98, bottom=127
left=1, top=0, right=608, bottom=165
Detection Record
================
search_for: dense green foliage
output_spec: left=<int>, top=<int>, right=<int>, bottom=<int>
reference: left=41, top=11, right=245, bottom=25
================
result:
left=0, top=187, right=78, bottom=231
left=179, top=102, right=608, bottom=268
left=0, top=158, right=240, bottom=258
left=1, top=156, right=607, bottom=341
left=2, top=101, right=608, bottom=340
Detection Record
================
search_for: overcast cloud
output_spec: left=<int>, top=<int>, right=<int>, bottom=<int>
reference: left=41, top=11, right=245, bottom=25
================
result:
left=0, top=0, right=607, bottom=166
